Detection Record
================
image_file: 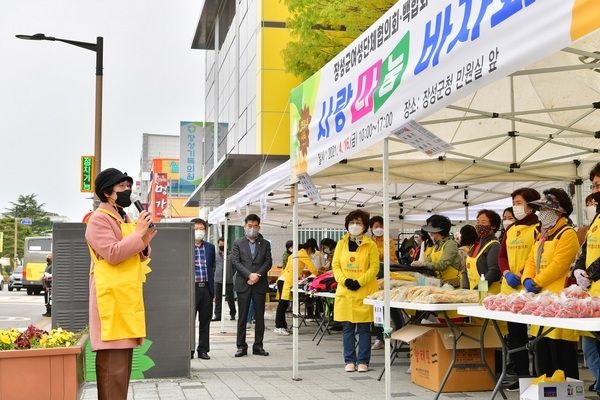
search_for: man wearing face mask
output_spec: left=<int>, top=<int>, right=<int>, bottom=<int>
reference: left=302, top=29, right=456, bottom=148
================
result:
left=212, top=237, right=236, bottom=322
left=190, top=218, right=216, bottom=361
left=497, top=188, right=540, bottom=385
left=232, top=214, right=272, bottom=357
left=573, top=162, right=600, bottom=397
left=521, top=189, right=580, bottom=381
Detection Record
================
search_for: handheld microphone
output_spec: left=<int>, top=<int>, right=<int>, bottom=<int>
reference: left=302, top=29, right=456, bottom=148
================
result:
left=130, top=193, right=155, bottom=228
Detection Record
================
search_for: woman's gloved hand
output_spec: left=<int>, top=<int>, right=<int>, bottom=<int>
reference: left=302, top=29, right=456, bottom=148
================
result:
left=523, top=278, right=540, bottom=294
left=504, top=271, right=521, bottom=288
left=344, top=278, right=360, bottom=291
left=574, top=269, right=591, bottom=289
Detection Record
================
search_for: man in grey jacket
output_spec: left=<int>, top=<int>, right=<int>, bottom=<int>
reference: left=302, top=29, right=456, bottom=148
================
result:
left=232, top=214, right=272, bottom=357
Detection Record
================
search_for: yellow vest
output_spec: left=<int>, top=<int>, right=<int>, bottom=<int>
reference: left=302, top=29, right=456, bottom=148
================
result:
left=466, top=239, right=500, bottom=293
left=529, top=224, right=578, bottom=341
left=586, top=216, right=600, bottom=296
left=89, top=208, right=151, bottom=341
left=429, top=239, right=461, bottom=284
left=501, top=224, right=538, bottom=295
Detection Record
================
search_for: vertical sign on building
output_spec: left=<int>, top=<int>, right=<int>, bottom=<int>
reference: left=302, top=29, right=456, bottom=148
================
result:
left=179, top=122, right=205, bottom=188
left=153, top=173, right=168, bottom=220
left=80, top=156, right=95, bottom=192
left=0, top=232, right=3, bottom=253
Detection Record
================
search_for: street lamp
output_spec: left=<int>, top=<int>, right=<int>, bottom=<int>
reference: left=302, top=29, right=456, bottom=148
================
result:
left=16, top=33, right=103, bottom=207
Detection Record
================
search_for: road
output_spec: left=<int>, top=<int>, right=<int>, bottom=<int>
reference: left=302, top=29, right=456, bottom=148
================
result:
left=0, top=285, right=49, bottom=331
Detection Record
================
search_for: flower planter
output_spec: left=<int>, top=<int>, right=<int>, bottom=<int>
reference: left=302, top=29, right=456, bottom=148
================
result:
left=0, top=334, right=87, bottom=400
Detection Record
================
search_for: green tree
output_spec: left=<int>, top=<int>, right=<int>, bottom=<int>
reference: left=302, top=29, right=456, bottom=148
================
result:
left=0, top=194, right=52, bottom=267
left=282, top=0, right=396, bottom=80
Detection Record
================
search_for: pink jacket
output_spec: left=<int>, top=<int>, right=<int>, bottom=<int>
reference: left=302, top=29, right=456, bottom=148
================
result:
left=85, top=202, right=150, bottom=351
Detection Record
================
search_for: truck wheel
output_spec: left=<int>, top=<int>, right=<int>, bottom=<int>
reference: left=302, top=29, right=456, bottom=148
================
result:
left=27, top=288, right=33, bottom=295
left=8, top=285, right=13, bottom=292
left=17, top=288, right=21, bottom=291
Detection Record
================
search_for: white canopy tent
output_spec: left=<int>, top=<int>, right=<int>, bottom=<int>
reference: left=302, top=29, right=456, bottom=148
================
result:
left=206, top=1, right=600, bottom=398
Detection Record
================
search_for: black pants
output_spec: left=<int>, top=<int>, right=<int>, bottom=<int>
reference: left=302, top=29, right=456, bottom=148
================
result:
left=275, top=280, right=288, bottom=329
left=236, top=286, right=266, bottom=351
left=507, top=321, right=530, bottom=375
left=214, top=282, right=236, bottom=318
left=534, top=337, right=579, bottom=379
left=194, top=285, right=213, bottom=353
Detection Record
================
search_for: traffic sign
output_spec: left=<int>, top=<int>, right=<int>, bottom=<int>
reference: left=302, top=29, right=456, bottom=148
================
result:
left=21, top=219, right=32, bottom=225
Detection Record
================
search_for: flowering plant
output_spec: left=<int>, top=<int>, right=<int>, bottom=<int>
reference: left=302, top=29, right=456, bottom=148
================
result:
left=0, top=325, right=81, bottom=350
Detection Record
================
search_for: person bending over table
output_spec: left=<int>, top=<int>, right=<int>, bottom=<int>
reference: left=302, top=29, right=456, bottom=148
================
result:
left=522, top=189, right=580, bottom=379
left=274, top=243, right=319, bottom=336
left=332, top=209, right=379, bottom=373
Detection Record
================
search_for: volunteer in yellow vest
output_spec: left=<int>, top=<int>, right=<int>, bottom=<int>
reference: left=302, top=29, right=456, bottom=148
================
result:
left=369, top=215, right=399, bottom=264
left=369, top=215, right=402, bottom=351
left=498, top=187, right=540, bottom=385
left=85, top=168, right=157, bottom=400
left=332, top=209, right=379, bottom=373
left=274, top=243, right=318, bottom=336
left=573, top=162, right=600, bottom=396
left=411, top=214, right=461, bottom=287
left=461, top=209, right=502, bottom=293
left=522, top=189, right=580, bottom=380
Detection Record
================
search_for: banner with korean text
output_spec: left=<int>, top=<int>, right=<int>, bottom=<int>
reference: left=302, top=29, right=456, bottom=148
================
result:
left=179, top=121, right=205, bottom=187
left=290, top=0, right=600, bottom=179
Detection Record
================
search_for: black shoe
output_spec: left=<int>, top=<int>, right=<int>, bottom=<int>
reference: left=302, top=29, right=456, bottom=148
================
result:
left=211, top=316, right=221, bottom=321
left=252, top=348, right=269, bottom=356
left=198, top=352, right=210, bottom=360
left=590, top=381, right=596, bottom=391
left=235, top=349, right=247, bottom=357
left=191, top=351, right=194, bottom=359
left=230, top=315, right=236, bottom=320
left=42, top=313, right=51, bottom=317
left=506, top=381, right=520, bottom=392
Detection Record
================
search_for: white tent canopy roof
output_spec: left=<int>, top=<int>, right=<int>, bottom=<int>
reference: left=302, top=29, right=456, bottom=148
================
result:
left=209, top=14, right=600, bottom=230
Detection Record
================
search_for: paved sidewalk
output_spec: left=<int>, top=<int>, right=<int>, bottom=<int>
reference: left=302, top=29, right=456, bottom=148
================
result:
left=79, top=309, right=596, bottom=400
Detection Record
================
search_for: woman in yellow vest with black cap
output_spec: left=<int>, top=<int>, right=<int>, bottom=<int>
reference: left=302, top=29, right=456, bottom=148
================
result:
left=497, top=187, right=540, bottom=388
left=85, top=168, right=157, bottom=400
left=411, top=214, right=461, bottom=287
left=573, top=162, right=600, bottom=396
left=521, top=188, right=579, bottom=380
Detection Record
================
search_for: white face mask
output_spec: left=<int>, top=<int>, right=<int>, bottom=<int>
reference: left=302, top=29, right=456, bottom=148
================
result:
left=513, top=205, right=527, bottom=221
left=195, top=230, right=205, bottom=241
left=372, top=228, right=384, bottom=237
left=502, top=220, right=513, bottom=230
left=348, top=223, right=363, bottom=236
left=586, top=205, right=597, bottom=223
left=538, top=210, right=559, bottom=229
left=323, top=248, right=331, bottom=254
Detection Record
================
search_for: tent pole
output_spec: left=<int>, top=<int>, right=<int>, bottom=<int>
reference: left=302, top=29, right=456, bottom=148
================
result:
left=292, top=182, right=300, bottom=380
left=575, top=180, right=583, bottom=228
left=220, top=214, right=229, bottom=332
left=383, top=138, right=392, bottom=399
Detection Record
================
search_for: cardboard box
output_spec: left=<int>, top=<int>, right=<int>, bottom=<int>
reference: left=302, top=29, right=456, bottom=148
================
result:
left=519, top=377, right=584, bottom=400
left=392, top=323, right=501, bottom=392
